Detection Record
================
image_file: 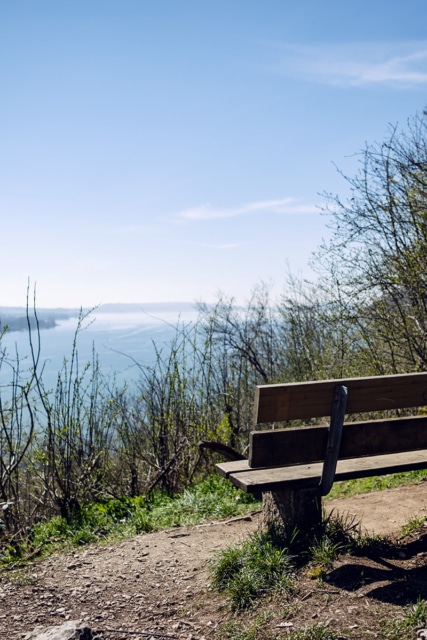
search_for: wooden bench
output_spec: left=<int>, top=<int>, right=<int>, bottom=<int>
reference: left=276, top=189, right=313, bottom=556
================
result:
left=216, top=372, right=427, bottom=534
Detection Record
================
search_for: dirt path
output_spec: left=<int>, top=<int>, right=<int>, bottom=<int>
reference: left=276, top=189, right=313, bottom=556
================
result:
left=2, top=481, right=427, bottom=640
left=324, top=480, right=427, bottom=536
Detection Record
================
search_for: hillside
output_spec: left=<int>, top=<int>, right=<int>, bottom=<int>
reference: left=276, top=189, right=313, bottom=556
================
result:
left=3, top=482, right=427, bottom=640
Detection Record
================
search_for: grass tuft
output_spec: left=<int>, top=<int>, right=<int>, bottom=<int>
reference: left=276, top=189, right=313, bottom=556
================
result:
left=384, top=597, right=427, bottom=639
left=289, top=625, right=340, bottom=640
left=210, top=509, right=394, bottom=610
left=216, top=620, right=340, bottom=640
left=400, top=515, right=427, bottom=538
left=210, top=530, right=295, bottom=610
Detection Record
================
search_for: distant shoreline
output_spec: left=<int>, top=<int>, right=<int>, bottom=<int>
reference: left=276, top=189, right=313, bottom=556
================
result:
left=0, top=302, right=198, bottom=333
left=0, top=316, right=58, bottom=332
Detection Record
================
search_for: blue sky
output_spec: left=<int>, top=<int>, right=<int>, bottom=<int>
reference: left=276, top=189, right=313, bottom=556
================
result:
left=1, top=0, right=427, bottom=308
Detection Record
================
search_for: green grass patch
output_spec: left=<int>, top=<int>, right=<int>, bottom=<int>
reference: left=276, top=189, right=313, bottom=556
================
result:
left=217, top=617, right=274, bottom=640
left=400, top=515, right=427, bottom=538
left=288, top=626, right=340, bottom=640
left=384, top=598, right=427, bottom=639
left=216, top=618, right=340, bottom=640
left=211, top=510, right=391, bottom=610
left=0, top=475, right=259, bottom=566
left=327, top=469, right=427, bottom=500
left=210, top=530, right=295, bottom=610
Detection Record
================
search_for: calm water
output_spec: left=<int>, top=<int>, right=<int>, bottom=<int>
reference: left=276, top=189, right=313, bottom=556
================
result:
left=0, top=306, right=199, bottom=391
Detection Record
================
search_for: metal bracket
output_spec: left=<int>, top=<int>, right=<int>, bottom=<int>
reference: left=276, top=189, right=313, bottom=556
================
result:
left=319, top=384, right=348, bottom=496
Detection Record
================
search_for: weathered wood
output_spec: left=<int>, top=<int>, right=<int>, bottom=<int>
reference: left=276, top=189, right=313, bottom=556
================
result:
left=319, top=384, right=348, bottom=496
left=254, top=372, right=427, bottom=423
left=249, top=415, right=427, bottom=468
left=198, top=439, right=246, bottom=461
left=224, top=448, right=427, bottom=493
left=216, top=459, right=251, bottom=478
left=262, top=487, right=321, bottom=534
left=217, top=372, right=427, bottom=536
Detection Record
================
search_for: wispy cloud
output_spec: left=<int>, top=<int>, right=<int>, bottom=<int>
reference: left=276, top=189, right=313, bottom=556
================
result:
left=268, top=41, right=427, bottom=88
left=177, top=197, right=318, bottom=221
left=204, top=242, right=241, bottom=250
left=174, top=238, right=242, bottom=251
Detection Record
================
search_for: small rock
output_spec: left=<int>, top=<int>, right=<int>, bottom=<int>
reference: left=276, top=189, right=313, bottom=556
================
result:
left=24, top=621, right=99, bottom=640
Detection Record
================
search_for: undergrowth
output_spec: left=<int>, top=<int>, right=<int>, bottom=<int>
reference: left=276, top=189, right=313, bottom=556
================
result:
left=210, top=529, right=295, bottom=610
left=327, top=468, right=427, bottom=499
left=0, top=475, right=259, bottom=566
left=2, top=467, right=425, bottom=573
left=384, top=597, right=427, bottom=639
left=217, top=619, right=339, bottom=640
left=210, top=510, right=390, bottom=610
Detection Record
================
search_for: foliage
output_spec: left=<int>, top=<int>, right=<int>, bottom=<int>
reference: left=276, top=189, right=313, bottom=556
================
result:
left=210, top=509, right=393, bottom=610
left=0, top=475, right=259, bottom=565
left=400, top=514, right=427, bottom=537
left=217, top=618, right=273, bottom=640
left=210, top=530, right=295, bottom=610
left=319, top=109, right=427, bottom=374
left=328, top=469, right=427, bottom=499
left=278, top=272, right=361, bottom=381
left=0, top=289, right=38, bottom=534
left=384, top=598, right=427, bottom=639
left=216, top=620, right=339, bottom=640
left=288, top=626, right=339, bottom=640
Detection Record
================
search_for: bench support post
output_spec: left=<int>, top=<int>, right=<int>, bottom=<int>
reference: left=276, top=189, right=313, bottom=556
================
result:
left=262, top=486, right=322, bottom=537
left=319, top=384, right=348, bottom=496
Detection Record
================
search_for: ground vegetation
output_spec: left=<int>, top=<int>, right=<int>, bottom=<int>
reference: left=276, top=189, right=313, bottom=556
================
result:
left=1, top=108, right=427, bottom=568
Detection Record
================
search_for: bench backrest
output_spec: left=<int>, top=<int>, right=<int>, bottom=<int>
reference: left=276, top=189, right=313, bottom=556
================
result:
left=250, top=372, right=427, bottom=468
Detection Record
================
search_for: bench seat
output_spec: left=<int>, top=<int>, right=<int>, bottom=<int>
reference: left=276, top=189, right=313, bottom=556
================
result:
left=215, top=372, right=427, bottom=533
left=217, top=448, right=427, bottom=493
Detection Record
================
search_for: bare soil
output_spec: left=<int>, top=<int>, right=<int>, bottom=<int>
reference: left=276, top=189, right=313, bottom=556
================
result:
left=2, top=481, right=427, bottom=640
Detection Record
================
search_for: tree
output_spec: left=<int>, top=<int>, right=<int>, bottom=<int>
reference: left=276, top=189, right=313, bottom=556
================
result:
left=318, top=108, right=427, bottom=374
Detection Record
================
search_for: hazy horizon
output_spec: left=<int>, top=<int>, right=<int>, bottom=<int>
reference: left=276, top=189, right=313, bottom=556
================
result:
left=0, top=300, right=199, bottom=313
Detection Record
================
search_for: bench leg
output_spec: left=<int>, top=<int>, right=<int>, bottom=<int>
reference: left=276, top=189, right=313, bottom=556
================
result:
left=262, top=487, right=322, bottom=537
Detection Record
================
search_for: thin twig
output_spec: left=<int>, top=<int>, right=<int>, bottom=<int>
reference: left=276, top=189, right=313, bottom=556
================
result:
left=103, top=629, right=177, bottom=638
left=224, top=515, right=254, bottom=525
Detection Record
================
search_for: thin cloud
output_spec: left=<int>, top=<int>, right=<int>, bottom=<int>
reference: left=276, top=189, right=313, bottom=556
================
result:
left=175, top=239, right=242, bottom=250
left=178, top=198, right=318, bottom=221
left=268, top=41, right=427, bottom=87
left=206, top=242, right=241, bottom=250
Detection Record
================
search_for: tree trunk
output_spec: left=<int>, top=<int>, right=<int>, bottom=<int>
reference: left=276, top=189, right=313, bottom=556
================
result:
left=262, top=487, right=322, bottom=538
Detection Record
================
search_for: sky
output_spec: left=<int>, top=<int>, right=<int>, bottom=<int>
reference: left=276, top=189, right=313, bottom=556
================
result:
left=2, top=0, right=427, bottom=308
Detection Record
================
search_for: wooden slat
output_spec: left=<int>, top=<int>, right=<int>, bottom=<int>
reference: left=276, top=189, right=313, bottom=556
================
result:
left=216, top=459, right=250, bottom=479
left=228, top=449, right=427, bottom=493
left=249, top=415, right=427, bottom=467
left=250, top=424, right=327, bottom=467
left=254, top=372, right=427, bottom=423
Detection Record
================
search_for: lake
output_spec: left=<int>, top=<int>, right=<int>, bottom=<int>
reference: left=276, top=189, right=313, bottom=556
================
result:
left=0, top=304, right=200, bottom=391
